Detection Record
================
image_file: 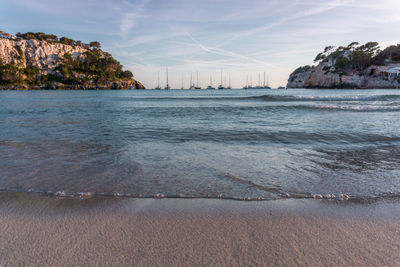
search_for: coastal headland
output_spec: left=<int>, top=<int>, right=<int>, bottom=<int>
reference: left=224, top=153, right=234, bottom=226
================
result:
left=287, top=42, right=400, bottom=89
left=0, top=31, right=145, bottom=90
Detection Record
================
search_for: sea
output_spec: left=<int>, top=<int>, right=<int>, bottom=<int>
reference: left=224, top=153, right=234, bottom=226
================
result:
left=1, top=88, right=400, bottom=201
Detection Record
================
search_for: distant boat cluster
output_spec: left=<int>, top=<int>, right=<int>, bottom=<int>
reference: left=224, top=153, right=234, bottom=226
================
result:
left=242, top=72, right=271, bottom=90
left=152, top=68, right=277, bottom=90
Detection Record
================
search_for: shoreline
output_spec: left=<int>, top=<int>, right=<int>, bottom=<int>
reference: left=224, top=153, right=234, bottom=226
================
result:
left=1, top=192, right=399, bottom=266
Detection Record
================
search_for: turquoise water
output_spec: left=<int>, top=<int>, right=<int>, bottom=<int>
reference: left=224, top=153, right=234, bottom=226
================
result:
left=1, top=89, right=400, bottom=200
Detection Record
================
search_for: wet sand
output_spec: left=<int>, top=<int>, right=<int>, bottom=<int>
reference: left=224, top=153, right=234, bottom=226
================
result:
left=0, top=193, right=400, bottom=266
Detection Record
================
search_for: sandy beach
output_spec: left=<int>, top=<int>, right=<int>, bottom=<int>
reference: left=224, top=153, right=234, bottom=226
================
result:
left=0, top=193, right=399, bottom=266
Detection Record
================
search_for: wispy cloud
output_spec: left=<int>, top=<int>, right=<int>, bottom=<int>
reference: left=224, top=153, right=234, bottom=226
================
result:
left=184, top=34, right=269, bottom=66
left=119, top=0, right=151, bottom=39
left=217, top=0, right=356, bottom=46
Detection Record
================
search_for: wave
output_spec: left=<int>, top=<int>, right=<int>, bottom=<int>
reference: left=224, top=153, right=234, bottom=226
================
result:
left=285, top=104, right=400, bottom=112
left=3, top=129, right=399, bottom=145
left=121, top=94, right=400, bottom=103
left=1, top=188, right=399, bottom=203
left=252, top=94, right=400, bottom=102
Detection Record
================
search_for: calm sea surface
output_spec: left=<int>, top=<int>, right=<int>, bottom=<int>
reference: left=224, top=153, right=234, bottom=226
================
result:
left=1, top=89, right=400, bottom=201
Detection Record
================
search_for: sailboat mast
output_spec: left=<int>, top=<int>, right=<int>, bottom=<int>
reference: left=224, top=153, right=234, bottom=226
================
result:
left=166, top=66, right=169, bottom=88
left=220, top=69, right=223, bottom=86
left=229, top=73, right=231, bottom=88
left=263, top=72, right=266, bottom=87
left=197, top=71, right=199, bottom=88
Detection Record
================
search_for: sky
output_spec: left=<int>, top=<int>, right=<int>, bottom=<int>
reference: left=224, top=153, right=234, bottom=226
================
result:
left=1, top=0, right=400, bottom=88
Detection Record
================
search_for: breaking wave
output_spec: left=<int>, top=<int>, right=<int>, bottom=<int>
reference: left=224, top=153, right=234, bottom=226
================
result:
left=284, top=104, right=400, bottom=112
left=252, top=94, right=400, bottom=102
left=113, top=94, right=400, bottom=103
left=1, top=187, right=399, bottom=203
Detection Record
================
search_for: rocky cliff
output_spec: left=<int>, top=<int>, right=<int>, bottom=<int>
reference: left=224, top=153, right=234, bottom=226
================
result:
left=0, top=37, right=145, bottom=89
left=287, top=42, right=400, bottom=89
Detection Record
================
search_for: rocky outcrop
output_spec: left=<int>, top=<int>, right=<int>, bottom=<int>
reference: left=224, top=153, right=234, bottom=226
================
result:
left=290, top=63, right=341, bottom=88
left=288, top=63, right=400, bottom=89
left=0, top=39, right=86, bottom=73
left=287, top=44, right=400, bottom=89
left=0, top=38, right=145, bottom=89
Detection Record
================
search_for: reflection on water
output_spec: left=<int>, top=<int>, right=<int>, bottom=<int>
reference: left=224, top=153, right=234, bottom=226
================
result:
left=1, top=89, right=400, bottom=201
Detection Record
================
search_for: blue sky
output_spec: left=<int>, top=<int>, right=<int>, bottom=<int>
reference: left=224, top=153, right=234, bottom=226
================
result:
left=1, top=0, right=400, bottom=88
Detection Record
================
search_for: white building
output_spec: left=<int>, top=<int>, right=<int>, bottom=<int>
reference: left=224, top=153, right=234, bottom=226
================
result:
left=383, top=67, right=400, bottom=82
left=386, top=67, right=400, bottom=76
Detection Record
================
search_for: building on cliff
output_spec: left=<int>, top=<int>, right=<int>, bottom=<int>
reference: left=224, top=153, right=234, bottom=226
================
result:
left=384, top=67, right=400, bottom=81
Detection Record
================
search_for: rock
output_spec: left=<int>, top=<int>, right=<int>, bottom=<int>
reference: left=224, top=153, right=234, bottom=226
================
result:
left=0, top=39, right=86, bottom=73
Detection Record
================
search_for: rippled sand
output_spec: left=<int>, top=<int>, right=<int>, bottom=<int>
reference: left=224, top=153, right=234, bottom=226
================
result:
left=0, top=193, right=399, bottom=266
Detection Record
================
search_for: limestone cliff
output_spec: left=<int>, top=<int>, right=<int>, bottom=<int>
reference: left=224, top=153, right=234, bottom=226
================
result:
left=287, top=42, right=400, bottom=89
left=0, top=37, right=145, bottom=89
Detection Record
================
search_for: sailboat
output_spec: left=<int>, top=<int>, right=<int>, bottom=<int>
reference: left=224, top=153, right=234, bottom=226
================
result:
left=217, top=69, right=225, bottom=90
left=248, top=74, right=253, bottom=89
left=164, top=66, right=171, bottom=90
left=252, top=72, right=263, bottom=89
left=227, top=73, right=232, bottom=89
left=206, top=74, right=215, bottom=90
left=243, top=74, right=249, bottom=89
left=155, top=71, right=161, bottom=90
left=263, top=73, right=271, bottom=89
left=181, top=74, right=184, bottom=90
left=194, top=71, right=201, bottom=89
left=189, top=73, right=196, bottom=90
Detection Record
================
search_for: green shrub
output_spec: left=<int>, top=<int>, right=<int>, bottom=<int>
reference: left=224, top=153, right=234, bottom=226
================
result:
left=24, top=66, right=40, bottom=75
left=335, top=55, right=351, bottom=70
left=60, top=37, right=75, bottom=46
left=89, top=41, right=101, bottom=48
left=292, top=65, right=312, bottom=76
left=0, top=63, right=23, bottom=85
left=16, top=32, right=59, bottom=43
